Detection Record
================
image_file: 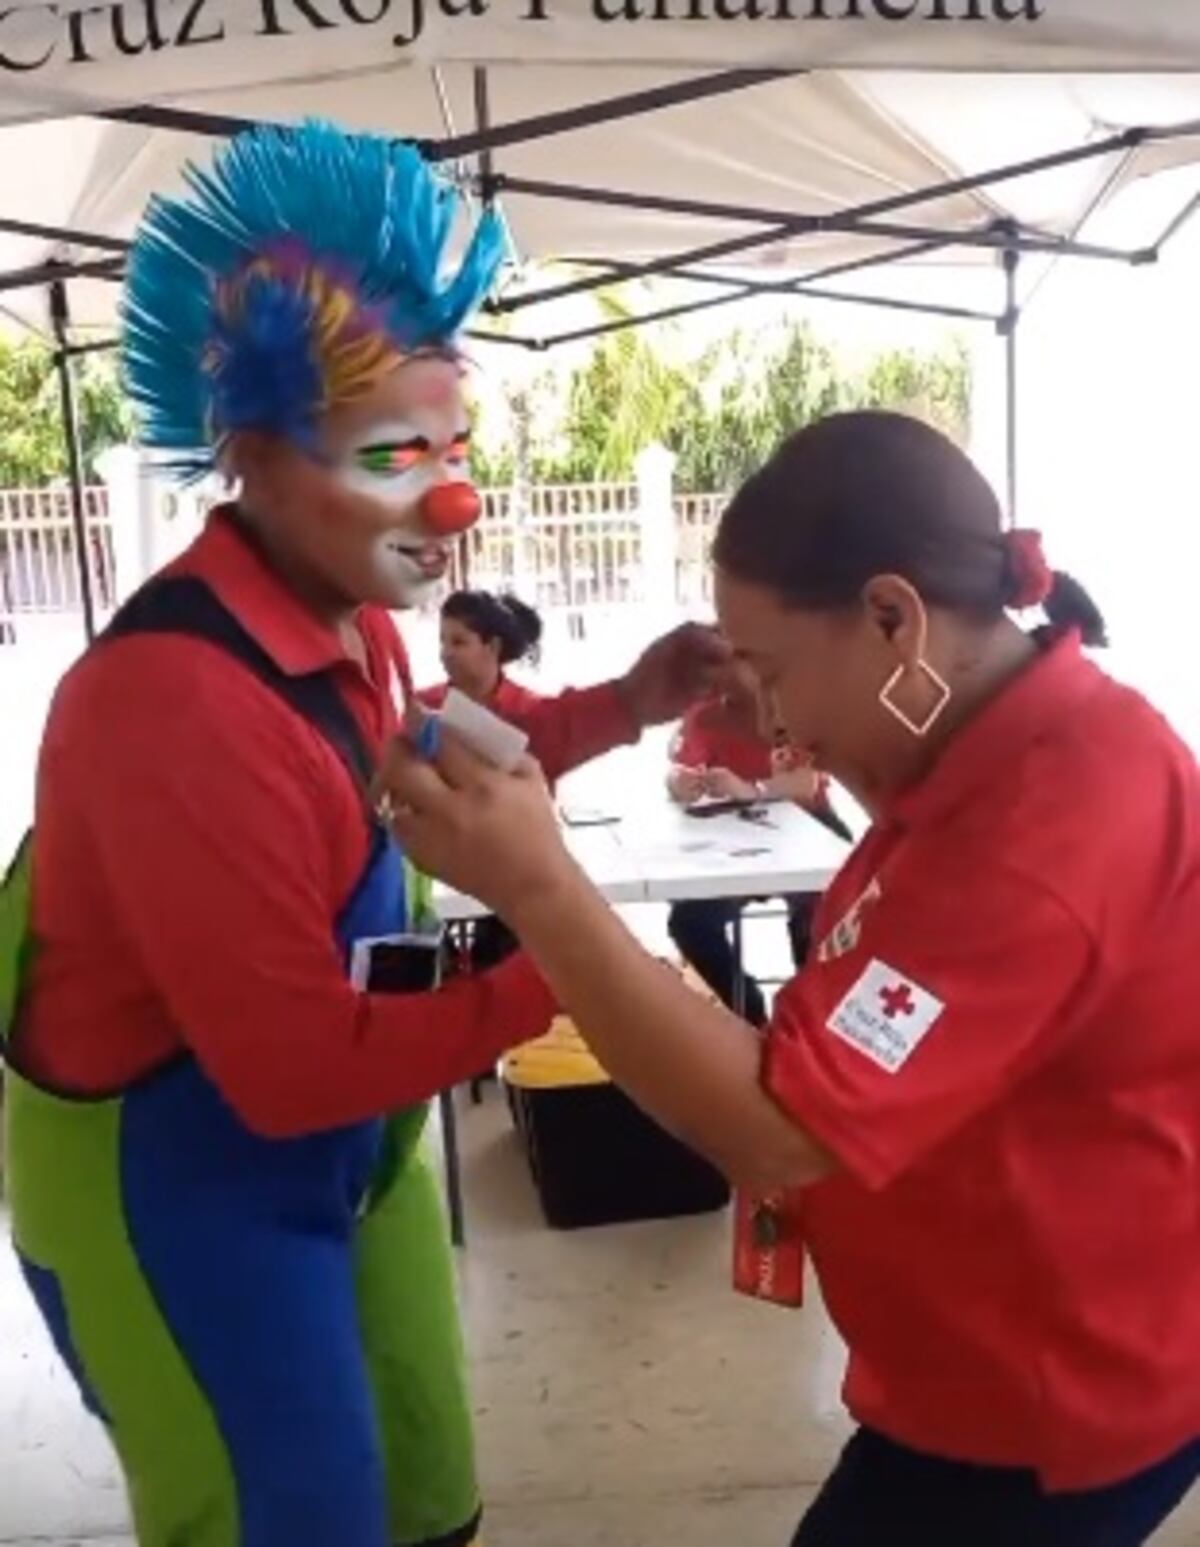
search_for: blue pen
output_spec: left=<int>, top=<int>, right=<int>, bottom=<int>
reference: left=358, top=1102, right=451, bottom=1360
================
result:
left=376, top=716, right=442, bottom=827
left=413, top=716, right=442, bottom=761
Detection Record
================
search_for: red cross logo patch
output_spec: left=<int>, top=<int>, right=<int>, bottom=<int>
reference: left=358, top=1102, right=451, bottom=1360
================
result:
left=827, top=960, right=944, bottom=1073
left=879, top=981, right=915, bottom=1020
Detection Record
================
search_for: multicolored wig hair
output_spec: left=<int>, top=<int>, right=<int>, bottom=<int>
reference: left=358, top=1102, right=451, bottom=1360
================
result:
left=121, top=119, right=506, bottom=480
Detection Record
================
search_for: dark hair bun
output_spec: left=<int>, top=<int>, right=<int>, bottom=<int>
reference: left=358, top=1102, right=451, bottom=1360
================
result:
left=496, top=595, right=543, bottom=664
left=1045, top=571, right=1108, bottom=649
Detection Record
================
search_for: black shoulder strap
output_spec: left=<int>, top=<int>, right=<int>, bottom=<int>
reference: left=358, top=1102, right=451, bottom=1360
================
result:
left=105, top=576, right=375, bottom=796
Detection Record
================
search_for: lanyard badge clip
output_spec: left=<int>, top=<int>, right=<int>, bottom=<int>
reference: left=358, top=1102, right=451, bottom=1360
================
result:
left=733, top=1188, right=806, bottom=1308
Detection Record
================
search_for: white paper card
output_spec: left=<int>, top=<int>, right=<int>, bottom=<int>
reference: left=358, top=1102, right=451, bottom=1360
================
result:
left=439, top=688, right=529, bottom=773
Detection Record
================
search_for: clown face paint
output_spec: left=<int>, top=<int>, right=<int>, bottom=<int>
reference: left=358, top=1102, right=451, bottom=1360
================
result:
left=300, top=358, right=485, bottom=612
left=328, top=354, right=481, bottom=607
left=335, top=418, right=474, bottom=601
left=231, top=357, right=482, bottom=616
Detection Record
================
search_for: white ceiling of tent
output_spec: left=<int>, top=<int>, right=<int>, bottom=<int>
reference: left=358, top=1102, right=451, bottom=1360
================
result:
left=1, top=63, right=1199, bottom=337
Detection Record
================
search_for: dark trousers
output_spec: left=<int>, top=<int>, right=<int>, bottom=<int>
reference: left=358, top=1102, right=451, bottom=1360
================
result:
left=451, top=917, right=521, bottom=1097
left=793, top=1428, right=1200, bottom=1547
left=668, top=894, right=816, bottom=1028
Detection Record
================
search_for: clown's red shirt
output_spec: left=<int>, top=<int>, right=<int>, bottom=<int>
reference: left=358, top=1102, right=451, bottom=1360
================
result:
left=19, top=513, right=638, bottom=1136
left=763, top=633, right=1200, bottom=1488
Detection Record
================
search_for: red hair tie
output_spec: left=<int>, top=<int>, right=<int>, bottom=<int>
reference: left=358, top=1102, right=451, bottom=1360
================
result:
left=1004, top=529, right=1054, bottom=610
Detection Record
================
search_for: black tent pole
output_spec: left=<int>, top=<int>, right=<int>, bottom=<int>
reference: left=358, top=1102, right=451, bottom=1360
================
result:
left=49, top=279, right=97, bottom=644
left=999, top=231, right=1021, bottom=527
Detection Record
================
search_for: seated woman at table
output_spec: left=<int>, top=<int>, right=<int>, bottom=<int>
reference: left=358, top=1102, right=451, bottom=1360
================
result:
left=666, top=663, right=837, bottom=1025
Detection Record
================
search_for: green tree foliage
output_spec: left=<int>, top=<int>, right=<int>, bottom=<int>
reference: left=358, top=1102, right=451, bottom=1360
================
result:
left=671, top=325, right=850, bottom=493
left=0, top=316, right=969, bottom=498
left=857, top=335, right=971, bottom=445
left=550, top=298, right=701, bottom=484
left=0, top=337, right=131, bottom=487
left=525, top=318, right=971, bottom=493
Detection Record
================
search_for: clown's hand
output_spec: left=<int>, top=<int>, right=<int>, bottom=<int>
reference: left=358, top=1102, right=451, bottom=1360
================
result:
left=373, top=731, right=575, bottom=918
left=616, top=624, right=730, bottom=731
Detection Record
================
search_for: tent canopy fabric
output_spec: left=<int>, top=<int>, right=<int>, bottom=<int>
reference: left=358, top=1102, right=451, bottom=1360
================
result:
left=3, top=2, right=1200, bottom=91
left=1, top=7, right=1200, bottom=337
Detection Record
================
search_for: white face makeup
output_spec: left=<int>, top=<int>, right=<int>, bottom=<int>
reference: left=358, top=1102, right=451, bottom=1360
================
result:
left=336, top=417, right=472, bottom=602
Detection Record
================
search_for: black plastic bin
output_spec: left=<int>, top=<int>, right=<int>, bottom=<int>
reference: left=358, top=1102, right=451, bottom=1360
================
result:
left=503, top=1013, right=730, bottom=1230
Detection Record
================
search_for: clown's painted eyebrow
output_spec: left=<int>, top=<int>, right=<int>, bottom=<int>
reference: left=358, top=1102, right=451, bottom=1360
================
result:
left=353, top=426, right=471, bottom=455
left=358, top=434, right=430, bottom=457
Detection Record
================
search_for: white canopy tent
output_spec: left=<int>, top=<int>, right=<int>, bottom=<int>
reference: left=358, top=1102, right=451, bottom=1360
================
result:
left=3, top=67, right=1200, bottom=333
left=3, top=2, right=1200, bottom=638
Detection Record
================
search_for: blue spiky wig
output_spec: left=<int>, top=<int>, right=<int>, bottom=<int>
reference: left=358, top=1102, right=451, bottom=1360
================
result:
left=121, top=119, right=506, bottom=479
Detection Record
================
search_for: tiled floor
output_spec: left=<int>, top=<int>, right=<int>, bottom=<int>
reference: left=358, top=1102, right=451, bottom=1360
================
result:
left=0, top=1094, right=1197, bottom=1546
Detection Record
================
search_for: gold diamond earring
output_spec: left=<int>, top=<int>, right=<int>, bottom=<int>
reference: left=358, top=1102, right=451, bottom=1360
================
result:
left=879, top=661, right=951, bottom=738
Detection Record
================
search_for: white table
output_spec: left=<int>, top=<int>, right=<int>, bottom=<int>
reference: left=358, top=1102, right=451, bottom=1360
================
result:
left=615, top=798, right=850, bottom=905
left=437, top=796, right=849, bottom=919
left=433, top=798, right=851, bottom=1245
left=435, top=815, right=643, bottom=922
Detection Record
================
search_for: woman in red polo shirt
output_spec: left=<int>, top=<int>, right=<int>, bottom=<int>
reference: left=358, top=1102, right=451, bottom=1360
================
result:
left=422, top=589, right=544, bottom=720
left=381, top=411, right=1200, bottom=1547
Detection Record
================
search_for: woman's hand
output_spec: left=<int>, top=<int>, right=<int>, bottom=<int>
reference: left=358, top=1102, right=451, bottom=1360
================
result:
left=667, top=765, right=708, bottom=806
left=373, top=732, right=577, bottom=917
left=769, top=765, right=823, bottom=807
left=703, top=767, right=758, bottom=802
left=769, top=746, right=824, bottom=807
left=770, top=743, right=802, bottom=775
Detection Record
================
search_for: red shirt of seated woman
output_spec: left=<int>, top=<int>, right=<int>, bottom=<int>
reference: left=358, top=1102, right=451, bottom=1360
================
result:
left=670, top=669, right=830, bottom=808
left=672, top=698, right=773, bottom=783
left=420, top=589, right=545, bottom=725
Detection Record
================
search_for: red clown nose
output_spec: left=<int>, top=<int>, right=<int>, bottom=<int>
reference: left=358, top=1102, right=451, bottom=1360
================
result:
left=421, top=481, right=482, bottom=537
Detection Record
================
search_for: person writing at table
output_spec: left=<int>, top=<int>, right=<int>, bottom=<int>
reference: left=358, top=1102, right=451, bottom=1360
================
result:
left=378, top=410, right=1200, bottom=1547
left=667, top=660, right=838, bottom=1023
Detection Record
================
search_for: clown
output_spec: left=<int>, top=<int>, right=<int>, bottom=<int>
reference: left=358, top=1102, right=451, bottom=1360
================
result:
left=1, top=121, right=723, bottom=1547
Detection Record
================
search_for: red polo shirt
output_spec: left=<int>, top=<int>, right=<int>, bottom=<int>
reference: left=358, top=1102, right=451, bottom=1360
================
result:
left=672, top=702, right=833, bottom=810
left=763, top=632, right=1200, bottom=1488
left=20, top=511, right=637, bottom=1137
left=671, top=701, right=773, bottom=783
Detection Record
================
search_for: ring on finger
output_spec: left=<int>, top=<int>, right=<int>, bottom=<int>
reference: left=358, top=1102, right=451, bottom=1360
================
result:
left=375, top=791, right=414, bottom=824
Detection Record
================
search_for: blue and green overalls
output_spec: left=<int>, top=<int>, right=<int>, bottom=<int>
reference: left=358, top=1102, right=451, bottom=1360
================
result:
left=0, top=578, right=480, bottom=1547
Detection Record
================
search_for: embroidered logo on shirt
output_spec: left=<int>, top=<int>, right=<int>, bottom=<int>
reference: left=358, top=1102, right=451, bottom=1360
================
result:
left=818, top=876, right=882, bottom=962
left=827, top=959, right=944, bottom=1073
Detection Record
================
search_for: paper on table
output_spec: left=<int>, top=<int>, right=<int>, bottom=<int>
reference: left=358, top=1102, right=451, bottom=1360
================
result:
left=560, top=804, right=623, bottom=828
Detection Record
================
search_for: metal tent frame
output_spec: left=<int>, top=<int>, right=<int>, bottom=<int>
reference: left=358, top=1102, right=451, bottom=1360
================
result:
left=4, top=66, right=1200, bottom=641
